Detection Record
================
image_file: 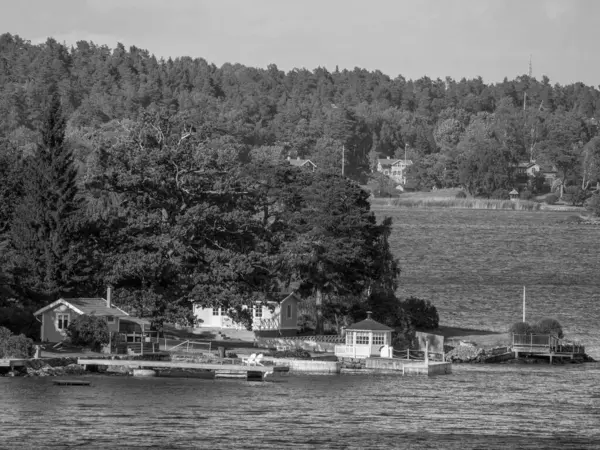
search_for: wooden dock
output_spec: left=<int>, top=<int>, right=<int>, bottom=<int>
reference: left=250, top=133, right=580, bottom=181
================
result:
left=512, top=334, right=585, bottom=364
left=77, top=359, right=289, bottom=380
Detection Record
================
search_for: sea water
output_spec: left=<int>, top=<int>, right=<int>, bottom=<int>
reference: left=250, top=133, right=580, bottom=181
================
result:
left=1, top=363, right=599, bottom=449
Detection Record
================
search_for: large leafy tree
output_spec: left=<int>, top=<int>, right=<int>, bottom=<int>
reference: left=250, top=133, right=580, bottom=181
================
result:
left=281, top=172, right=395, bottom=333
left=88, top=109, right=284, bottom=328
left=8, top=93, right=86, bottom=303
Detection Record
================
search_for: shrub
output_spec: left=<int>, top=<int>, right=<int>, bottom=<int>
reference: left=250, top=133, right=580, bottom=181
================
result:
left=0, top=326, right=34, bottom=358
left=532, top=318, right=563, bottom=338
left=563, top=186, right=589, bottom=206
left=545, top=193, right=558, bottom=205
left=519, top=190, right=533, bottom=200
left=508, top=321, right=532, bottom=335
left=455, top=190, right=467, bottom=199
left=491, top=189, right=510, bottom=200
left=400, top=297, right=439, bottom=329
left=66, top=315, right=110, bottom=351
left=584, top=192, right=600, bottom=217
left=269, top=349, right=311, bottom=359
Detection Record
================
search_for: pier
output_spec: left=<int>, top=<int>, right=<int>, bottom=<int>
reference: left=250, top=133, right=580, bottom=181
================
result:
left=512, top=334, right=585, bottom=364
left=77, top=358, right=289, bottom=380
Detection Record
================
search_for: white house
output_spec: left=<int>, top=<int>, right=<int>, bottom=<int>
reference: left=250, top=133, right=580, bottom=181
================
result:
left=287, top=156, right=317, bottom=172
left=376, top=157, right=413, bottom=184
left=193, top=293, right=300, bottom=335
left=334, top=312, right=394, bottom=359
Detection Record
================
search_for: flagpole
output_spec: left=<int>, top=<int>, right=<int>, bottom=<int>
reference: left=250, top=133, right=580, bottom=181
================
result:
left=522, top=286, right=526, bottom=322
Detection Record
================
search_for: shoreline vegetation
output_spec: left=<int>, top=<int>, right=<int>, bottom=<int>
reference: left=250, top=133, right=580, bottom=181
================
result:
left=367, top=188, right=586, bottom=211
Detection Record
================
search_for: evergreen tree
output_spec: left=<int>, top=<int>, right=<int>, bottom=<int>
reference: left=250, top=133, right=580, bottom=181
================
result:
left=9, top=93, right=84, bottom=302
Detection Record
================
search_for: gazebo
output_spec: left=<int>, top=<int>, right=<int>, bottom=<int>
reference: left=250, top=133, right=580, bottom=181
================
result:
left=334, top=312, right=394, bottom=358
left=509, top=189, right=519, bottom=201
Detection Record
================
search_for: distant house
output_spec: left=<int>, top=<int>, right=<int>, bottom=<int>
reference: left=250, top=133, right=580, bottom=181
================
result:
left=526, top=162, right=558, bottom=182
left=193, top=292, right=300, bottom=336
left=287, top=156, right=317, bottom=172
left=33, top=288, right=149, bottom=342
left=376, top=157, right=413, bottom=184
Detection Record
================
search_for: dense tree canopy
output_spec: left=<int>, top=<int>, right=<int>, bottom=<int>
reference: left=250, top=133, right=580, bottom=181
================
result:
left=2, top=32, right=600, bottom=334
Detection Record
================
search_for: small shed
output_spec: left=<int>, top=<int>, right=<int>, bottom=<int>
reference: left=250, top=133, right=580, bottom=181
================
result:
left=334, top=312, right=393, bottom=358
left=509, top=189, right=519, bottom=201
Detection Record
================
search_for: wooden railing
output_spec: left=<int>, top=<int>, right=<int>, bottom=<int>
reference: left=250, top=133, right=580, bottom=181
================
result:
left=254, top=317, right=280, bottom=331
left=165, top=339, right=212, bottom=354
left=284, top=335, right=345, bottom=343
left=512, top=334, right=585, bottom=354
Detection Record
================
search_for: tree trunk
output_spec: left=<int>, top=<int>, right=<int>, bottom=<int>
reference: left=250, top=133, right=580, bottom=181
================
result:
left=315, top=288, right=323, bottom=335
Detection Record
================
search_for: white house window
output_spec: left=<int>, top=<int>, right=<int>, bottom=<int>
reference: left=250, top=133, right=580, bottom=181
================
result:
left=57, top=314, right=70, bottom=330
left=356, top=332, right=369, bottom=345
left=254, top=306, right=263, bottom=318
left=372, top=333, right=385, bottom=345
left=106, top=316, right=115, bottom=324
left=212, top=308, right=220, bottom=316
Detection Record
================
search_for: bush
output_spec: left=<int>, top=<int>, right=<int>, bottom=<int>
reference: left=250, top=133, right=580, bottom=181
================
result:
left=519, top=190, right=533, bottom=201
left=545, top=193, right=558, bottom=205
left=491, top=189, right=510, bottom=200
left=584, top=192, right=600, bottom=217
left=455, top=190, right=467, bottom=199
left=0, top=326, right=34, bottom=358
left=66, top=315, right=110, bottom=351
left=269, top=349, right=311, bottom=359
left=532, top=318, right=564, bottom=338
left=400, top=297, right=439, bottom=329
left=508, top=321, right=532, bottom=335
left=563, top=186, right=589, bottom=206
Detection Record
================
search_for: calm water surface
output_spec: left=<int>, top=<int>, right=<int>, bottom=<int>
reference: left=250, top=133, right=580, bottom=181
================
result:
left=1, top=364, right=599, bottom=449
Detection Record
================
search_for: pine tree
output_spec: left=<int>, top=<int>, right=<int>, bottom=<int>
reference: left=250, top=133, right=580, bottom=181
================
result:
left=9, top=93, right=83, bottom=302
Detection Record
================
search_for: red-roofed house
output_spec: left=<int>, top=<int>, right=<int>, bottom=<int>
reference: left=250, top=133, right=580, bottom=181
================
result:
left=287, top=156, right=317, bottom=172
left=33, top=288, right=149, bottom=342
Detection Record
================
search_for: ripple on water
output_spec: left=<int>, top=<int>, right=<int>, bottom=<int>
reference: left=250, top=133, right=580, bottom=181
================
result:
left=1, top=367, right=599, bottom=449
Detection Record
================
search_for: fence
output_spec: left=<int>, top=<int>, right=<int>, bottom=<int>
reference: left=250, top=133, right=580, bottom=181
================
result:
left=283, top=335, right=345, bottom=343
left=512, top=334, right=585, bottom=354
left=165, top=339, right=212, bottom=354
left=393, top=348, right=445, bottom=361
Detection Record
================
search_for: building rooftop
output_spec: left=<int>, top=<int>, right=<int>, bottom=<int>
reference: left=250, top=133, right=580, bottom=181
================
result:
left=346, top=312, right=393, bottom=332
left=34, top=297, right=130, bottom=318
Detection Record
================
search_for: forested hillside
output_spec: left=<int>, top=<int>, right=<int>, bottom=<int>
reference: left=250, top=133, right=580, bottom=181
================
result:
left=2, top=34, right=600, bottom=191
left=1, top=33, right=600, bottom=336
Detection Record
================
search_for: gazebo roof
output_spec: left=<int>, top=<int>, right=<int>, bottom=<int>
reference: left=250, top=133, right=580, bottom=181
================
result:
left=346, top=312, right=393, bottom=332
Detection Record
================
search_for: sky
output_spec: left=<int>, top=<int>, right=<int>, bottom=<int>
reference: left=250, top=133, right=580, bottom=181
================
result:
left=1, top=0, right=598, bottom=86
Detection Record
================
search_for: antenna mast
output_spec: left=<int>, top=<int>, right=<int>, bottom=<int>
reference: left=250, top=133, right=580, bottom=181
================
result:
left=524, top=54, right=532, bottom=111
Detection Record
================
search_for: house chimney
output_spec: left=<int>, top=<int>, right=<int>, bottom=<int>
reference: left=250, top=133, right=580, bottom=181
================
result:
left=366, top=311, right=372, bottom=320
left=106, top=287, right=112, bottom=308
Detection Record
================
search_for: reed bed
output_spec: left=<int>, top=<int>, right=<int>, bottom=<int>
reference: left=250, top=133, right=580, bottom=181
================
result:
left=392, top=197, right=542, bottom=210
